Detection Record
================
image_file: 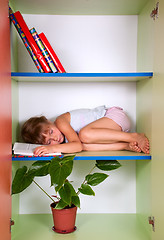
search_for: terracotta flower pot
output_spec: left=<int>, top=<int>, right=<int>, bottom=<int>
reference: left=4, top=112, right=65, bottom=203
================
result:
left=51, top=202, right=77, bottom=234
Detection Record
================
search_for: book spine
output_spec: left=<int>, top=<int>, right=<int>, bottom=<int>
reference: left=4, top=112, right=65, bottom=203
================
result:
left=39, top=32, right=66, bottom=73
left=9, top=6, right=13, bottom=15
left=9, top=13, right=44, bottom=73
left=14, top=11, right=51, bottom=73
left=30, top=28, right=58, bottom=73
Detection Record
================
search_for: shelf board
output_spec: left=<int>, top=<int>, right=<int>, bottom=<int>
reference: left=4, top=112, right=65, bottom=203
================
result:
left=12, top=150, right=151, bottom=161
left=11, top=72, right=153, bottom=82
left=11, top=213, right=151, bottom=240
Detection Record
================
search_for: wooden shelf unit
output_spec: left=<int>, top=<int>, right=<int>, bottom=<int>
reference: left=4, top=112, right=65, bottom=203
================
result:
left=7, top=0, right=163, bottom=239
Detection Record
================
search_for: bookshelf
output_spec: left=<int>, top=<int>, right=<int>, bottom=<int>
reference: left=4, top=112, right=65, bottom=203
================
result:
left=8, top=0, right=164, bottom=240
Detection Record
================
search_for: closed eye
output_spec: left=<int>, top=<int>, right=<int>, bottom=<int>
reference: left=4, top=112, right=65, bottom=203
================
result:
left=47, top=139, right=51, bottom=145
left=50, top=129, right=53, bottom=135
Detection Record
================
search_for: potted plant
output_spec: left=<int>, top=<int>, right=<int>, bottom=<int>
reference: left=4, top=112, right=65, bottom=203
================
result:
left=12, top=155, right=121, bottom=234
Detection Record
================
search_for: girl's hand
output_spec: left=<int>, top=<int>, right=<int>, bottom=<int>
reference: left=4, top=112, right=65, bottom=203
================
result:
left=34, top=145, right=55, bottom=156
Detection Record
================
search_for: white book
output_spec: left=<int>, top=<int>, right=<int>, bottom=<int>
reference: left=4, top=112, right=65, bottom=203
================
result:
left=13, top=142, right=61, bottom=156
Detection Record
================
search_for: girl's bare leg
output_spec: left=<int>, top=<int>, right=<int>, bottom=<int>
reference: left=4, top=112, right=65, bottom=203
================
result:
left=79, top=117, right=149, bottom=154
left=82, top=142, right=141, bottom=153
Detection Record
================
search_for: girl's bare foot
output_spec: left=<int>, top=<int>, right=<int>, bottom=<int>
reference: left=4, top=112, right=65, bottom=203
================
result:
left=135, top=133, right=150, bottom=154
left=125, top=142, right=141, bottom=153
left=129, top=142, right=141, bottom=153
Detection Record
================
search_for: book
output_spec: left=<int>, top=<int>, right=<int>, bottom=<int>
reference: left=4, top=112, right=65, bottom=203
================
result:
left=9, top=13, right=44, bottom=73
left=13, top=142, right=61, bottom=156
left=30, top=28, right=58, bottom=73
left=39, top=32, right=66, bottom=73
left=9, top=6, right=14, bottom=15
left=14, top=11, right=51, bottom=73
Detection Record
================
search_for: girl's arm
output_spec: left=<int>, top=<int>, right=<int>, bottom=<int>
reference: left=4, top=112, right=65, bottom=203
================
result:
left=34, top=113, right=83, bottom=155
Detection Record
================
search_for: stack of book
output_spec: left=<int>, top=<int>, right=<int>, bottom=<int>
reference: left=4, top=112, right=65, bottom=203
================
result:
left=9, top=7, right=66, bottom=73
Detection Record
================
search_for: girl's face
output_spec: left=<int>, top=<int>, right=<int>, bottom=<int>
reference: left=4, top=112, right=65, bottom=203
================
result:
left=43, top=124, right=64, bottom=145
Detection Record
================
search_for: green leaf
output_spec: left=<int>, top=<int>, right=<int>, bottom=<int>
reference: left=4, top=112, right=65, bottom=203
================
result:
left=29, top=160, right=50, bottom=177
left=96, top=160, right=121, bottom=171
left=60, top=155, right=75, bottom=164
left=85, top=173, right=108, bottom=186
left=71, top=196, right=80, bottom=208
left=55, top=199, right=68, bottom=209
left=65, top=181, right=77, bottom=196
left=12, top=166, right=34, bottom=194
left=59, top=182, right=72, bottom=205
left=59, top=181, right=80, bottom=208
left=78, top=184, right=95, bottom=196
left=49, top=155, right=74, bottom=190
left=65, top=182, right=80, bottom=208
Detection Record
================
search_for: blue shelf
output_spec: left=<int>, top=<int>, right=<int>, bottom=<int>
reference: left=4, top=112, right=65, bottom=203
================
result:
left=11, top=72, right=153, bottom=78
left=12, top=152, right=151, bottom=161
left=11, top=72, right=153, bottom=82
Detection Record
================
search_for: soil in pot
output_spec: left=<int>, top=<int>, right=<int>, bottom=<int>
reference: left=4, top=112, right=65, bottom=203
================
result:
left=51, top=202, right=77, bottom=234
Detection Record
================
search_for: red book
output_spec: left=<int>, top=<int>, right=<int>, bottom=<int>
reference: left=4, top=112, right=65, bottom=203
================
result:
left=39, top=32, right=66, bottom=73
left=14, top=11, right=51, bottom=73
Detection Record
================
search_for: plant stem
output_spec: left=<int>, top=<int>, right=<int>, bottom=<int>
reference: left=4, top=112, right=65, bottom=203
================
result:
left=88, top=165, right=96, bottom=175
left=76, top=165, right=96, bottom=195
left=33, top=180, right=55, bottom=202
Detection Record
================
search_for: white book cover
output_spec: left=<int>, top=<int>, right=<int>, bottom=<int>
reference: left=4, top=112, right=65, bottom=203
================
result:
left=13, top=142, right=61, bottom=156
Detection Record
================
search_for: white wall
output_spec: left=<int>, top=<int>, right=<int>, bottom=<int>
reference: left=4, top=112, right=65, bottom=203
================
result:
left=18, top=15, right=138, bottom=73
left=17, top=14, right=138, bottom=214
left=18, top=81, right=136, bottom=131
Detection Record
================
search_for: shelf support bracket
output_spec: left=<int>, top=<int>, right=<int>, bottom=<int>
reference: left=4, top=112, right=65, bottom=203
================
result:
left=10, top=219, right=14, bottom=232
left=148, top=216, right=155, bottom=232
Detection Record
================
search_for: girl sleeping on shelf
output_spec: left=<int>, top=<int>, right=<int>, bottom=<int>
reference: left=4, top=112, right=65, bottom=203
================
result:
left=21, top=106, right=149, bottom=156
